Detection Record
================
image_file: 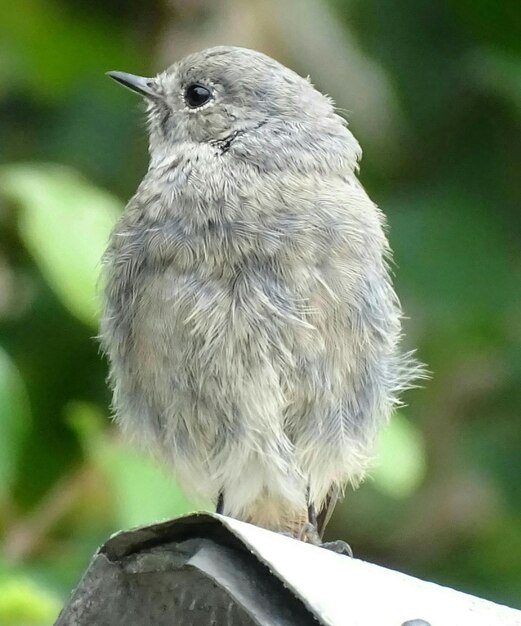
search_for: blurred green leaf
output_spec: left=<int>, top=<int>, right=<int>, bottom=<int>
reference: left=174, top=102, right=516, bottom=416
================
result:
left=372, top=412, right=426, bottom=498
left=389, top=188, right=521, bottom=325
left=0, top=165, right=121, bottom=327
left=468, top=49, right=521, bottom=115
left=0, top=0, right=144, bottom=102
left=0, top=575, right=60, bottom=626
left=448, top=0, right=521, bottom=54
left=0, top=346, right=31, bottom=498
left=101, top=442, right=195, bottom=529
left=67, top=402, right=194, bottom=529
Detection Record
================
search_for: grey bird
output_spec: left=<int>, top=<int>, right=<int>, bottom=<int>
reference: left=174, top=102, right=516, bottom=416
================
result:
left=101, top=46, right=419, bottom=553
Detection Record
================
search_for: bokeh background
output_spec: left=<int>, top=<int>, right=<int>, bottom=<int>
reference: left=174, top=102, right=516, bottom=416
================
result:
left=1, top=0, right=520, bottom=622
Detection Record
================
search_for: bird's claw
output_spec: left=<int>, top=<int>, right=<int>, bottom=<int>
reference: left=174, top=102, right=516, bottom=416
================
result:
left=300, top=522, right=353, bottom=557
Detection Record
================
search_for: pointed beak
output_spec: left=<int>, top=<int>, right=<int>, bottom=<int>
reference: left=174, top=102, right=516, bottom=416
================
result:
left=106, top=71, right=157, bottom=98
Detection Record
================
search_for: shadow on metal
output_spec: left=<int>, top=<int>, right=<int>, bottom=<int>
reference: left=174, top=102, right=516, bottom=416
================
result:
left=56, top=513, right=315, bottom=626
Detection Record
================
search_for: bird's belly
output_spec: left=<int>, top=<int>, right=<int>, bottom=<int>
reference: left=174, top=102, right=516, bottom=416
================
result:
left=126, top=264, right=313, bottom=498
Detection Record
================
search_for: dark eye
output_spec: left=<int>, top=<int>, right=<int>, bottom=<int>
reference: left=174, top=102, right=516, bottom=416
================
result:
left=185, top=84, right=212, bottom=108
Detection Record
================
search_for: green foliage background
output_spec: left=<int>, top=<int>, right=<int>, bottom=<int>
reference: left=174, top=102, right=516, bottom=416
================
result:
left=0, top=0, right=520, bottom=621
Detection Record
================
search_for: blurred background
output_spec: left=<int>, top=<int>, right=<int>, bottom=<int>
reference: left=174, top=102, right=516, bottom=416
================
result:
left=0, top=0, right=520, bottom=622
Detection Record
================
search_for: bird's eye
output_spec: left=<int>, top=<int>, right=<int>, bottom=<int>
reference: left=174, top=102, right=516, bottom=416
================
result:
left=185, top=84, right=212, bottom=108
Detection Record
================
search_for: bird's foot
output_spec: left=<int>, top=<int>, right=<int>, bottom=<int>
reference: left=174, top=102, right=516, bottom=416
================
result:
left=300, top=523, right=353, bottom=557
left=320, top=539, right=353, bottom=557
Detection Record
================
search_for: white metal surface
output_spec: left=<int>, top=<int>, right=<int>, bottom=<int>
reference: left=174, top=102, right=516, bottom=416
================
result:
left=213, top=514, right=521, bottom=626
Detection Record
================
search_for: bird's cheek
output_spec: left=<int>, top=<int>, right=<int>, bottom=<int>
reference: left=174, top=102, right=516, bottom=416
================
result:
left=198, top=109, right=233, bottom=139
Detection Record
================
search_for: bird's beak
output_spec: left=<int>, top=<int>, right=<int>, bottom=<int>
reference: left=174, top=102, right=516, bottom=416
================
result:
left=106, top=71, right=157, bottom=98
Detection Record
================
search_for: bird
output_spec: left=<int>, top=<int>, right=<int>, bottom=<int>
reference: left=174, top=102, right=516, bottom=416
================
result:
left=100, top=46, right=419, bottom=554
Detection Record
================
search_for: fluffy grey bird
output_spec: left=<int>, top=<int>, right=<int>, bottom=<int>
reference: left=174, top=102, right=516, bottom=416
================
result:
left=101, top=46, right=418, bottom=553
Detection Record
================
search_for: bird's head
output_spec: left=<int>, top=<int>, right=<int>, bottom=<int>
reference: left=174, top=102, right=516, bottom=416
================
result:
left=107, top=46, right=355, bottom=169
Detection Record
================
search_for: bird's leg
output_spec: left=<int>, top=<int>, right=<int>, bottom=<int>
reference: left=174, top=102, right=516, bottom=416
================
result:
left=216, top=492, right=224, bottom=515
left=300, top=490, right=353, bottom=557
left=303, top=502, right=323, bottom=545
